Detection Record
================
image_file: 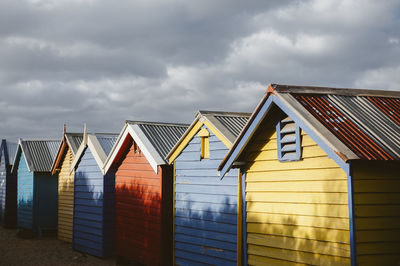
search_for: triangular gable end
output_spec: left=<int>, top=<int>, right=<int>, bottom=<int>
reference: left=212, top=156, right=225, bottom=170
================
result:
left=11, top=141, right=33, bottom=173
left=218, top=85, right=359, bottom=177
left=71, top=135, right=109, bottom=175
left=103, top=124, right=166, bottom=175
left=167, top=116, right=233, bottom=164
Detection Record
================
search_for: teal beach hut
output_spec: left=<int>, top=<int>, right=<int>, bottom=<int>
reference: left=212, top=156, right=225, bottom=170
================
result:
left=12, top=139, right=61, bottom=234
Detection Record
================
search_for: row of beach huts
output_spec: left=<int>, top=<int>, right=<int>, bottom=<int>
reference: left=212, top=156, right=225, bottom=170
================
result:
left=0, top=84, right=400, bottom=266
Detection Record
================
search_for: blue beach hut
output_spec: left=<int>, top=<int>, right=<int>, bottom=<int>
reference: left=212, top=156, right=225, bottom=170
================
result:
left=166, top=111, right=250, bottom=265
left=12, top=139, right=61, bottom=234
left=70, top=131, right=118, bottom=258
left=0, top=139, right=18, bottom=228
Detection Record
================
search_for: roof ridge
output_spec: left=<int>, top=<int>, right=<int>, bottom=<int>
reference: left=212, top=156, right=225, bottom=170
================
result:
left=197, top=110, right=251, bottom=117
left=271, top=84, right=400, bottom=98
left=20, top=138, right=60, bottom=142
left=125, top=120, right=189, bottom=126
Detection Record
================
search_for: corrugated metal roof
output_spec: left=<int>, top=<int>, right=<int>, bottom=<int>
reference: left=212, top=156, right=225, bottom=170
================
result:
left=94, top=134, right=119, bottom=157
left=130, top=121, right=189, bottom=159
left=65, top=133, right=83, bottom=154
left=0, top=140, right=17, bottom=165
left=286, top=88, right=400, bottom=160
left=21, top=139, right=61, bottom=172
left=198, top=111, right=251, bottom=144
left=214, top=115, right=249, bottom=138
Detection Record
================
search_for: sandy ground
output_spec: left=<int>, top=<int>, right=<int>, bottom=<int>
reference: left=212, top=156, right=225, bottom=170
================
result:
left=0, top=227, right=117, bottom=266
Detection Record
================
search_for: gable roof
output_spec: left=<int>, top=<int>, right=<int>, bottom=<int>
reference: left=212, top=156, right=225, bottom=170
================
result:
left=218, top=84, right=400, bottom=176
left=166, top=110, right=250, bottom=163
left=0, top=139, right=18, bottom=166
left=71, top=133, right=118, bottom=174
left=104, top=121, right=189, bottom=174
left=12, top=139, right=61, bottom=173
left=51, top=132, right=83, bottom=175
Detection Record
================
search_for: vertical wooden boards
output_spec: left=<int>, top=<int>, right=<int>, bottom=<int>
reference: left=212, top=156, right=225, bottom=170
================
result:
left=73, top=148, right=114, bottom=258
left=17, top=153, right=35, bottom=230
left=174, top=127, right=238, bottom=265
left=114, top=140, right=163, bottom=265
left=241, top=117, right=351, bottom=266
left=353, top=161, right=400, bottom=265
left=58, top=147, right=74, bottom=242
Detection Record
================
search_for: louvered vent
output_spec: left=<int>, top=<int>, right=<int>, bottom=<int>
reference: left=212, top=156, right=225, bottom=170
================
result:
left=276, top=116, right=301, bottom=161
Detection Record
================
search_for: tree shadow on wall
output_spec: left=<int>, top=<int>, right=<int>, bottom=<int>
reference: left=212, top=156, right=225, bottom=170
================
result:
left=174, top=195, right=238, bottom=266
left=240, top=108, right=351, bottom=265
left=114, top=180, right=164, bottom=266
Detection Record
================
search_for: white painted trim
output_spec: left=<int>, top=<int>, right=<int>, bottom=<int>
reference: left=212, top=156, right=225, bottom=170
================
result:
left=103, top=123, right=129, bottom=174
left=88, top=135, right=107, bottom=175
left=103, top=123, right=164, bottom=174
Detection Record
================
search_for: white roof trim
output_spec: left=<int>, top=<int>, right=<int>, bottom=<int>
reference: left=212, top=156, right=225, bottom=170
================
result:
left=103, top=123, right=163, bottom=174
left=70, top=134, right=108, bottom=175
left=11, top=140, right=33, bottom=173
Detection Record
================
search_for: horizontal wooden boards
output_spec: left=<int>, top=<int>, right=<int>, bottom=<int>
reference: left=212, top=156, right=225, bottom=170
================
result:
left=174, top=128, right=237, bottom=265
left=243, top=124, right=350, bottom=265
left=114, top=142, right=162, bottom=265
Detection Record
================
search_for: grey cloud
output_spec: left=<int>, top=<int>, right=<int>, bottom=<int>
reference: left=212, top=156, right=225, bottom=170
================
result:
left=0, top=0, right=399, bottom=141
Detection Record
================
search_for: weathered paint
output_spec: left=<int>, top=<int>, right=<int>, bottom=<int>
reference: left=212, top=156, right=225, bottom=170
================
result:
left=240, top=109, right=350, bottom=265
left=16, top=152, right=58, bottom=232
left=0, top=146, right=17, bottom=228
left=58, top=147, right=74, bottom=242
left=352, top=161, right=400, bottom=265
left=73, top=148, right=114, bottom=258
left=113, top=138, right=172, bottom=265
left=174, top=126, right=238, bottom=265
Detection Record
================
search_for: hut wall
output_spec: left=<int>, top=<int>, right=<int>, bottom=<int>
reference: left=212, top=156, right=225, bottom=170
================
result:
left=58, top=147, right=74, bottom=242
left=0, top=155, right=6, bottom=222
left=73, top=148, right=114, bottom=258
left=352, top=161, right=400, bottom=265
left=174, top=126, right=238, bottom=265
left=35, top=172, right=58, bottom=231
left=240, top=115, right=350, bottom=265
left=114, top=139, right=164, bottom=265
left=17, top=153, right=35, bottom=230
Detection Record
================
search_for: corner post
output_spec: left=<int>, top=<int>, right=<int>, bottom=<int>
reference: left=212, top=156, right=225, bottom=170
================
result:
left=346, top=162, right=357, bottom=266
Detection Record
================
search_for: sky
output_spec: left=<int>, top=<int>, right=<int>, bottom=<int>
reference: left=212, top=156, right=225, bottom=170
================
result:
left=1, top=0, right=400, bottom=141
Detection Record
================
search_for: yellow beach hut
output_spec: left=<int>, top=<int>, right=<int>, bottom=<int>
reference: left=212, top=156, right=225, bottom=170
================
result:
left=51, top=129, right=83, bottom=242
left=219, top=84, right=400, bottom=266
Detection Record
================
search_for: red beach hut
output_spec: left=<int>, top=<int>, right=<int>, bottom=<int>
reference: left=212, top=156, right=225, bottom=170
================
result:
left=103, top=121, right=188, bottom=265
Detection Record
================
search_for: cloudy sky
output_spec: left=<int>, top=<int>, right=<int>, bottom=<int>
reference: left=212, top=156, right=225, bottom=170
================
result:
left=1, top=0, right=400, bottom=140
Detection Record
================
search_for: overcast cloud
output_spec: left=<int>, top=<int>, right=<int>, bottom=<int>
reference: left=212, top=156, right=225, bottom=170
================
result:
left=1, top=0, right=400, bottom=140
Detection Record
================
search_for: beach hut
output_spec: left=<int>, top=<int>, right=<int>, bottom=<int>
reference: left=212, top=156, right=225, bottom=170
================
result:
left=12, top=139, right=61, bottom=234
left=0, top=139, right=17, bottom=228
left=218, top=84, right=400, bottom=266
left=51, top=130, right=83, bottom=242
left=70, top=132, right=118, bottom=258
left=103, top=121, right=188, bottom=265
left=166, top=111, right=250, bottom=265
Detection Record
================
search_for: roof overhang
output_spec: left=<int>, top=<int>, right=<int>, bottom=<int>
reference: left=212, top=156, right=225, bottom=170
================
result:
left=166, top=112, right=234, bottom=164
left=11, top=139, right=34, bottom=173
left=70, top=134, right=108, bottom=175
left=218, top=84, right=359, bottom=177
left=103, top=123, right=166, bottom=174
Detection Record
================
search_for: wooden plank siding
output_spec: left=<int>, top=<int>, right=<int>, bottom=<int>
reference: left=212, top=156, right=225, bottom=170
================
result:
left=17, top=153, right=35, bottom=230
left=114, top=139, right=168, bottom=265
left=58, top=147, right=74, bottom=242
left=352, top=161, right=400, bottom=265
left=73, top=148, right=114, bottom=258
left=174, top=126, right=238, bottom=265
left=0, top=153, right=16, bottom=228
left=240, top=115, right=351, bottom=265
